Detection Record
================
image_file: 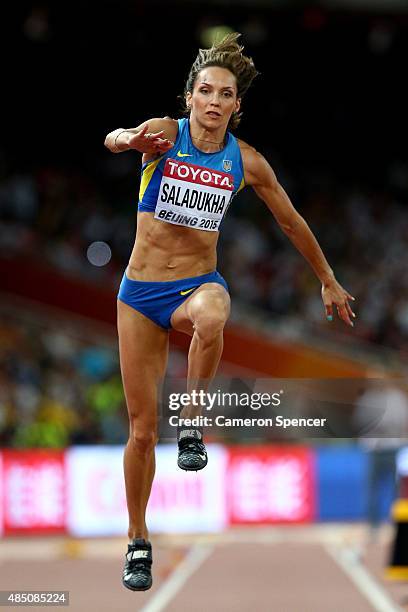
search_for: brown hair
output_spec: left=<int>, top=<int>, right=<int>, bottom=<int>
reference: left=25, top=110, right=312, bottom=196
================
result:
left=182, top=32, right=259, bottom=131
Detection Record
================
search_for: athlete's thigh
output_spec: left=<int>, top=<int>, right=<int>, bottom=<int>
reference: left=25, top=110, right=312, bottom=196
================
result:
left=118, top=300, right=169, bottom=416
left=170, top=283, right=231, bottom=335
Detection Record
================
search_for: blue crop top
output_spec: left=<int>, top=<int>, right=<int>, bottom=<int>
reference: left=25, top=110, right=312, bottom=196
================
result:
left=138, top=118, right=245, bottom=232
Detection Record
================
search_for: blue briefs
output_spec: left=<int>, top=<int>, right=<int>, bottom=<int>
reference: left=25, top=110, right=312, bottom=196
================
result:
left=117, top=269, right=229, bottom=330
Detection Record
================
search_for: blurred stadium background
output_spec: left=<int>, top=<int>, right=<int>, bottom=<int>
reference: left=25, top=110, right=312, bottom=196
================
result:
left=2, top=0, right=408, bottom=610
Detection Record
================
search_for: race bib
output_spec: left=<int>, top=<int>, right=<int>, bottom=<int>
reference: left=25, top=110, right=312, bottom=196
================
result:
left=154, top=158, right=234, bottom=231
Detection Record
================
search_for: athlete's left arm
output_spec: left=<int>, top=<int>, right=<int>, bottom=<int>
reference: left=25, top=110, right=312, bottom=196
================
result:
left=241, top=145, right=356, bottom=326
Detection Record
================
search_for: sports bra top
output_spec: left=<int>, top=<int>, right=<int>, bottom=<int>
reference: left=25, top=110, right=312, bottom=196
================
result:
left=138, top=117, right=245, bottom=232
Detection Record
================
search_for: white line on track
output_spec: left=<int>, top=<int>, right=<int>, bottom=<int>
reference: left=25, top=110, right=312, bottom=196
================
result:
left=325, top=545, right=403, bottom=612
left=139, top=544, right=213, bottom=612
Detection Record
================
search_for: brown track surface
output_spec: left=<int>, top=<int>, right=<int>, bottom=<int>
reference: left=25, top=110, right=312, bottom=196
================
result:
left=1, top=527, right=407, bottom=612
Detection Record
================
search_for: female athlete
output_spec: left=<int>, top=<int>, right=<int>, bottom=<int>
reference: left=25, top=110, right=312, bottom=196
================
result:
left=104, top=33, right=356, bottom=592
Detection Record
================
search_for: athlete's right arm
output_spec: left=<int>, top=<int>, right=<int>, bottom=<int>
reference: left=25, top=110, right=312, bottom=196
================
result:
left=104, top=118, right=178, bottom=154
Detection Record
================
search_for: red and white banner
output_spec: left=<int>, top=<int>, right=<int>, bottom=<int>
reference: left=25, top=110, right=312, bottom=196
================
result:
left=0, top=445, right=316, bottom=536
left=66, top=445, right=227, bottom=536
left=1, top=450, right=66, bottom=534
left=226, top=446, right=316, bottom=524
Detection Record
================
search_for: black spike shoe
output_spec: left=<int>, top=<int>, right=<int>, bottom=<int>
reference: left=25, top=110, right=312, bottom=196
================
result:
left=122, top=538, right=153, bottom=591
left=177, top=428, right=208, bottom=471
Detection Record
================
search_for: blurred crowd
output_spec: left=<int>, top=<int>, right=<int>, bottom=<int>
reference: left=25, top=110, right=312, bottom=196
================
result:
left=0, top=307, right=126, bottom=447
left=2, top=2, right=408, bottom=446
left=2, top=300, right=408, bottom=449
left=0, top=304, right=190, bottom=448
left=2, top=3, right=408, bottom=353
left=2, top=155, right=408, bottom=449
left=1, top=154, right=408, bottom=356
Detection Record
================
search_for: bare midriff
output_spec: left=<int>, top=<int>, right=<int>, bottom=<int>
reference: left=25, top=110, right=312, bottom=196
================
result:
left=127, top=211, right=219, bottom=281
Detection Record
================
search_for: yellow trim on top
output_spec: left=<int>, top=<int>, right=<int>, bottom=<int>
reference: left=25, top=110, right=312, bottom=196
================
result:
left=139, top=157, right=163, bottom=202
left=237, top=176, right=245, bottom=193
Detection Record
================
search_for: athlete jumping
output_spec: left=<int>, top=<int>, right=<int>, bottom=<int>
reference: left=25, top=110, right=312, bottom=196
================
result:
left=104, top=32, right=356, bottom=592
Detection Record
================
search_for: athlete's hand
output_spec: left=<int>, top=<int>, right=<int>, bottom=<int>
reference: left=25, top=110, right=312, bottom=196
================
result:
left=127, top=124, right=174, bottom=154
left=321, top=277, right=356, bottom=327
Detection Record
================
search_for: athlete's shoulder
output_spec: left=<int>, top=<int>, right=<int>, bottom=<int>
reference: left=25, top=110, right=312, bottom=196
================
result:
left=237, top=138, right=265, bottom=169
left=237, top=139, right=275, bottom=187
left=236, top=138, right=254, bottom=152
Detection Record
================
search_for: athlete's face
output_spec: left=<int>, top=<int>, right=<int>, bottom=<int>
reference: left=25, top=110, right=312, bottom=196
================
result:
left=187, top=67, right=241, bottom=129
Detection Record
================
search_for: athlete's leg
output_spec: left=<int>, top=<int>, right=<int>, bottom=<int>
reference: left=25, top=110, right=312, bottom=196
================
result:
left=170, top=282, right=230, bottom=418
left=170, top=283, right=230, bottom=471
left=118, top=300, right=169, bottom=541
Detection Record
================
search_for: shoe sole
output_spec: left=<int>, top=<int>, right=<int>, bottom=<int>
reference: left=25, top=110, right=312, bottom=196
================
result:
left=122, top=579, right=152, bottom=592
left=177, top=461, right=208, bottom=472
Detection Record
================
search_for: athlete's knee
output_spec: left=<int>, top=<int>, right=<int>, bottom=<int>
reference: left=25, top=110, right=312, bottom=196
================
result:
left=129, top=422, right=158, bottom=453
left=193, top=306, right=229, bottom=341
